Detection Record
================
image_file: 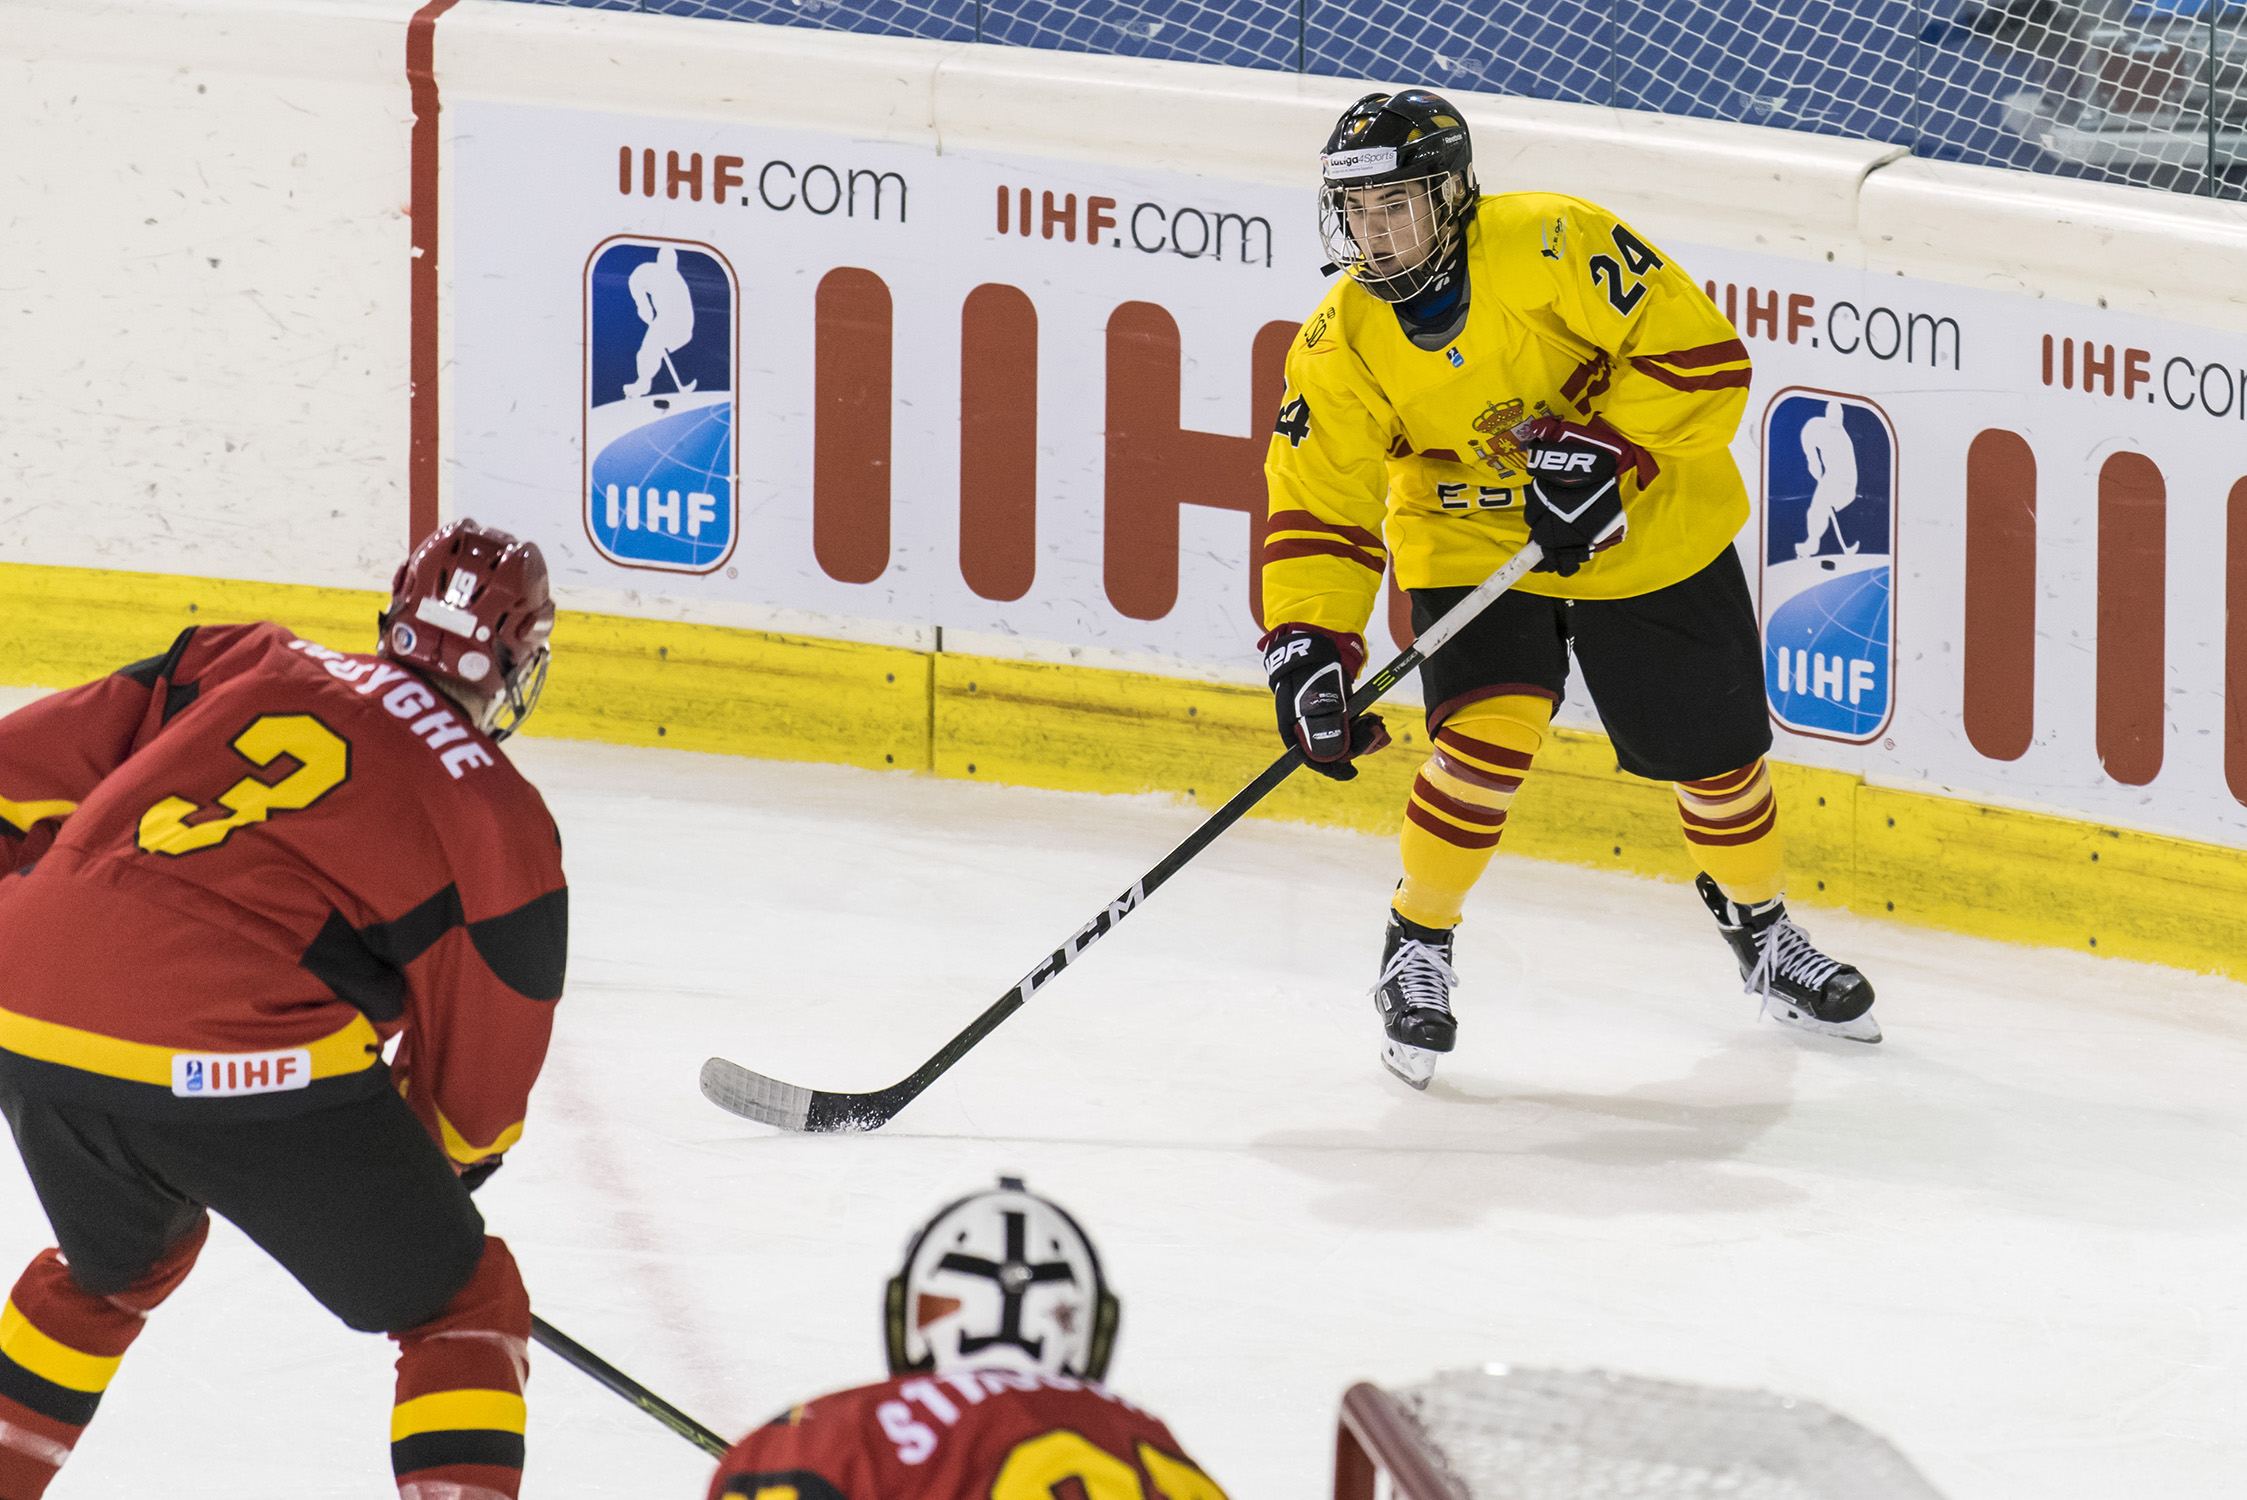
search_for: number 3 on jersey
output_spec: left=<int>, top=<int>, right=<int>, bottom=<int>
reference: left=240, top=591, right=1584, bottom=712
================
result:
left=137, top=714, right=351, bottom=857
left=991, top=1431, right=1226, bottom=1500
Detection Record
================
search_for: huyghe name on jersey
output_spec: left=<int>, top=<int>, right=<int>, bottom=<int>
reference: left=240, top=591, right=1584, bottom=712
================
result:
left=1759, top=389, right=1897, bottom=743
left=584, top=238, right=738, bottom=573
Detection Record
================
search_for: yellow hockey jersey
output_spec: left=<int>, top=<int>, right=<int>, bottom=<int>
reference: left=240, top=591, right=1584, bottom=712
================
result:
left=1261, top=192, right=1753, bottom=643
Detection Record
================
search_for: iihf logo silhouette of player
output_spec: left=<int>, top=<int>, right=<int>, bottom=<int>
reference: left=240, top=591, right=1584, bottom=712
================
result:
left=1795, top=399, right=1860, bottom=559
left=622, top=245, right=697, bottom=399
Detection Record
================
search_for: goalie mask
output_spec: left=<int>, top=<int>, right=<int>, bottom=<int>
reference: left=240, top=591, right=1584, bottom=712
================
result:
left=379, top=519, right=555, bottom=741
left=1319, top=89, right=1479, bottom=304
left=884, top=1177, right=1120, bottom=1384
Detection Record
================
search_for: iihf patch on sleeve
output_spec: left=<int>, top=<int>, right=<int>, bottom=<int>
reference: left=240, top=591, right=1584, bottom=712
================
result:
left=1759, top=388, right=1897, bottom=744
left=583, top=237, right=740, bottom=576
left=172, top=1049, right=315, bottom=1098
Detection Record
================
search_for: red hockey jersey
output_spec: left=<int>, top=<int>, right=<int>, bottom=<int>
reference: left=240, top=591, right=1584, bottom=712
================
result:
left=708, top=1367, right=1228, bottom=1500
left=0, top=622, right=565, bottom=1165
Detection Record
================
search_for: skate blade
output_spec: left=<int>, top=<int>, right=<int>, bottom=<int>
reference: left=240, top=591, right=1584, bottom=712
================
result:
left=1761, top=993, right=1882, bottom=1043
left=1381, top=1042, right=1439, bottom=1090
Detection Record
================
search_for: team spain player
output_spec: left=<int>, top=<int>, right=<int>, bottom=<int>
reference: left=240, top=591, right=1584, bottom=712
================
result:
left=1259, top=89, right=1880, bottom=1089
left=0, top=520, right=563, bottom=1499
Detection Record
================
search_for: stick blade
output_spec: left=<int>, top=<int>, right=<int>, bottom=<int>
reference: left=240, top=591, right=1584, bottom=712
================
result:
left=698, top=1056, right=815, bottom=1131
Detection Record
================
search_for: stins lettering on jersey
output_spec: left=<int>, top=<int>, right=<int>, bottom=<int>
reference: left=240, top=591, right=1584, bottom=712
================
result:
left=709, top=1368, right=1227, bottom=1500
left=1264, top=192, right=1755, bottom=643
left=0, top=621, right=565, bottom=1165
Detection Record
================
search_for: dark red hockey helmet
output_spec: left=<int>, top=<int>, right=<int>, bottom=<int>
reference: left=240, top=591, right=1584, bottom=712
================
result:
left=380, top=518, right=555, bottom=740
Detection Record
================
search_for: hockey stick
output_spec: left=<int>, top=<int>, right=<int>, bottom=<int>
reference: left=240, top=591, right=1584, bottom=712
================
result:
left=700, top=541, right=1548, bottom=1133
left=531, top=1314, right=731, bottom=1459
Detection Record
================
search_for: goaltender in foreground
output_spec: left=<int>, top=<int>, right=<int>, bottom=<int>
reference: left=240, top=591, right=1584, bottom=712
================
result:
left=708, top=1177, right=1228, bottom=1499
left=1259, top=89, right=1880, bottom=1088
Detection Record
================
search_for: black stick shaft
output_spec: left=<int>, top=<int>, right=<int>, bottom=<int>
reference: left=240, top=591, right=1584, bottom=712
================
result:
left=531, top=1314, right=731, bottom=1459
left=771, top=542, right=1545, bottom=1131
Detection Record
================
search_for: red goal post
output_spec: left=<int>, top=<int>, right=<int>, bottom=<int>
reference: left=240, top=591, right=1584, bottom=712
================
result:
left=1335, top=1381, right=1461, bottom=1500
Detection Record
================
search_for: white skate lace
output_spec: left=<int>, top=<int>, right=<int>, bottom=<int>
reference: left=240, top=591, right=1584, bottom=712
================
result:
left=1376, top=938, right=1458, bottom=1015
left=1748, top=914, right=1843, bottom=1000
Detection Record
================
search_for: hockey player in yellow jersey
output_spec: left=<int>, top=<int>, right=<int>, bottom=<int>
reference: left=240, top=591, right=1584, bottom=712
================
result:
left=1260, top=89, right=1881, bottom=1088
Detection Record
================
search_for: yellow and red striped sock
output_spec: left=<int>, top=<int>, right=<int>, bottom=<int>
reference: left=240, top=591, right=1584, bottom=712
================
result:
left=1394, top=694, right=1552, bottom=930
left=392, top=1237, right=532, bottom=1500
left=0, top=1219, right=206, bottom=1500
left=1676, top=758, right=1784, bottom=905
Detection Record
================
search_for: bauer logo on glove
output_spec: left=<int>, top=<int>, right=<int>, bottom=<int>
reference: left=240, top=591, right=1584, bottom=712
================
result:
left=1520, top=415, right=1640, bottom=577
left=1260, top=625, right=1391, bottom=780
left=1525, top=447, right=1602, bottom=478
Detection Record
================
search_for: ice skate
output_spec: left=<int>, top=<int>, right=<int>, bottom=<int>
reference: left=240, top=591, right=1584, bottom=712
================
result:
left=1696, top=873, right=1880, bottom=1042
left=1374, top=909, right=1459, bottom=1089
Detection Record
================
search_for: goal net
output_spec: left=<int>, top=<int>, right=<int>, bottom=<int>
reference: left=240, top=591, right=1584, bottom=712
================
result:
left=506, top=0, right=2244, bottom=197
left=1333, top=1366, right=1949, bottom=1500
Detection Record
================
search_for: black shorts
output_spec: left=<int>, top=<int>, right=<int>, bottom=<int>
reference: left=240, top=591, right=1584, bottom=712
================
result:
left=0, top=1080, right=486, bottom=1334
left=1411, top=546, right=1772, bottom=783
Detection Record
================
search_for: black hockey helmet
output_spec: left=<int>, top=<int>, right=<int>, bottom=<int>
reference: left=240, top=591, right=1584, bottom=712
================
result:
left=1319, top=89, right=1480, bottom=303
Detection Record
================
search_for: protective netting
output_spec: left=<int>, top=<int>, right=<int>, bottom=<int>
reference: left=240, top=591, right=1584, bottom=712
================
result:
left=505, top=0, right=2246, bottom=198
left=1385, top=1366, right=1949, bottom=1499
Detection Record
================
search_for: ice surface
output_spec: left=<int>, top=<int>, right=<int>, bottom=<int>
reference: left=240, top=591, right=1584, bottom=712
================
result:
left=3, top=724, right=2243, bottom=1498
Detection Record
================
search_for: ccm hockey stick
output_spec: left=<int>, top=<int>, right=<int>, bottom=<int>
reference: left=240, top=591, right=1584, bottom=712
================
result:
left=700, top=541, right=1547, bottom=1133
left=532, top=1315, right=731, bottom=1458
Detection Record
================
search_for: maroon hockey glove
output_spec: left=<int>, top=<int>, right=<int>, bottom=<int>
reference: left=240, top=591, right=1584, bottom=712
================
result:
left=1263, top=626, right=1390, bottom=780
left=1522, top=416, right=1635, bottom=577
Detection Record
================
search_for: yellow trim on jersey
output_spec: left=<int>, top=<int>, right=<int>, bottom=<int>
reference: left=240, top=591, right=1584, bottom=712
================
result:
left=390, top=1390, right=528, bottom=1441
left=0, top=1302, right=122, bottom=1393
left=435, top=1106, right=523, bottom=1165
left=0, top=1006, right=379, bottom=1088
left=0, top=795, right=75, bottom=833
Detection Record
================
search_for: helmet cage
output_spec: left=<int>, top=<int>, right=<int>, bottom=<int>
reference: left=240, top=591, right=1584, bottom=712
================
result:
left=1317, top=89, right=1479, bottom=304
left=1318, top=166, right=1473, bottom=303
left=486, top=633, right=551, bottom=741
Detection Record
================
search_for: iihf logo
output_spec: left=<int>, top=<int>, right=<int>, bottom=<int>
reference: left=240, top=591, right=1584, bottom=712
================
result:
left=583, top=237, right=739, bottom=573
left=182, top=1059, right=204, bottom=1093
left=1759, top=389, right=1897, bottom=743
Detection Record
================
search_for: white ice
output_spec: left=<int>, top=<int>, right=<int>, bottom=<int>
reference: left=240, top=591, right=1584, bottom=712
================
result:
left=4, top=726, right=2244, bottom=1498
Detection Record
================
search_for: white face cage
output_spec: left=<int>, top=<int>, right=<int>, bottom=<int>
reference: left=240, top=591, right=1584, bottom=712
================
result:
left=1319, top=170, right=1466, bottom=303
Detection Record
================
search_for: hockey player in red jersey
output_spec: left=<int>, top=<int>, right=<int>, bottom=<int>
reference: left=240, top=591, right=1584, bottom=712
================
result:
left=0, top=520, right=563, bottom=1500
left=707, top=1178, right=1228, bottom=1499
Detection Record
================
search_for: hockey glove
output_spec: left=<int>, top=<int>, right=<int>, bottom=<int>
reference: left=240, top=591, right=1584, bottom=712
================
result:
left=1263, top=626, right=1390, bottom=780
left=1522, top=416, right=1633, bottom=578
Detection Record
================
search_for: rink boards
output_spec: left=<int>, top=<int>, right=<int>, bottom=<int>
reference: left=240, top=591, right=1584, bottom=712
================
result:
left=3, top=559, right=2241, bottom=980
